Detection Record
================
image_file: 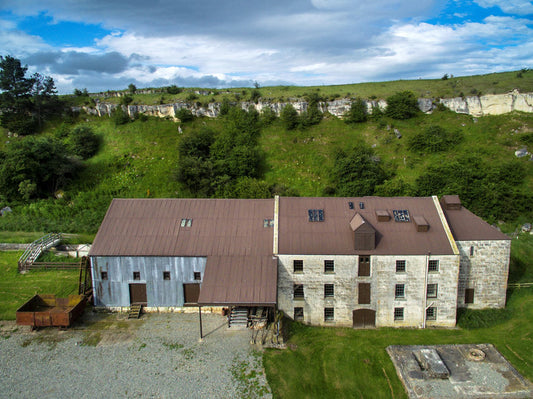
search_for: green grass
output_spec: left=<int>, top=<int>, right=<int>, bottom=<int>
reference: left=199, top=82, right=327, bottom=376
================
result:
left=0, top=251, right=79, bottom=320
left=78, top=69, right=533, bottom=105
left=263, top=234, right=533, bottom=398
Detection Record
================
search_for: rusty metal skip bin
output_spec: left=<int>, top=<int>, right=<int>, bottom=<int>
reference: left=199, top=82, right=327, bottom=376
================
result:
left=16, top=294, right=87, bottom=330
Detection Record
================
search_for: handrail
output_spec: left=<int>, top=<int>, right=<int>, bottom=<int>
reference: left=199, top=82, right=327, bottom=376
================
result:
left=18, top=232, right=63, bottom=271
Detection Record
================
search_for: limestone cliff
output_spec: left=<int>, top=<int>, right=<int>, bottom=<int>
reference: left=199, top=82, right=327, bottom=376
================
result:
left=79, top=90, right=532, bottom=121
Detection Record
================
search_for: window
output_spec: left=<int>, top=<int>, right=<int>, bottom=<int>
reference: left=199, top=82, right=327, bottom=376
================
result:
left=465, top=288, right=475, bottom=304
left=133, top=271, right=140, bottom=280
left=180, top=218, right=193, bottom=227
left=324, top=307, right=334, bottom=322
left=358, top=256, right=370, bottom=276
left=470, top=246, right=475, bottom=257
left=395, top=284, right=405, bottom=299
left=263, top=218, right=274, bottom=228
left=100, top=271, right=108, bottom=280
left=163, top=271, right=171, bottom=280
left=293, top=260, right=303, bottom=273
left=427, top=283, right=438, bottom=298
left=324, top=284, right=334, bottom=298
left=308, top=209, right=325, bottom=222
left=396, top=260, right=406, bottom=273
left=194, top=272, right=202, bottom=281
left=426, top=307, right=437, bottom=321
left=428, top=260, right=439, bottom=272
left=394, top=307, right=404, bottom=321
left=294, top=284, right=304, bottom=299
left=294, top=307, right=304, bottom=321
left=358, top=283, right=371, bottom=304
left=324, top=260, right=334, bottom=273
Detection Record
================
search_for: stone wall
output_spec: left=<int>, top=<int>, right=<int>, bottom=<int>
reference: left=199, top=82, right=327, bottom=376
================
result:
left=373, top=255, right=459, bottom=328
left=456, top=240, right=511, bottom=309
left=277, top=253, right=460, bottom=328
left=78, top=91, right=532, bottom=121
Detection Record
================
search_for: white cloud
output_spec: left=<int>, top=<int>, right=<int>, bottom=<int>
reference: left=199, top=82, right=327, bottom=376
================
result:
left=474, top=0, right=533, bottom=15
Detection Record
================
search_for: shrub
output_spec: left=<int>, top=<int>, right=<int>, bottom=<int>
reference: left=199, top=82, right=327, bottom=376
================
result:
left=121, top=95, right=133, bottom=106
left=67, top=126, right=100, bottom=160
left=111, top=107, right=130, bottom=125
left=408, top=125, right=463, bottom=153
left=456, top=308, right=510, bottom=329
left=250, top=89, right=261, bottom=103
left=281, top=104, right=299, bottom=130
left=260, top=107, right=277, bottom=126
left=176, top=108, right=194, bottom=122
left=344, top=98, right=368, bottom=123
left=385, top=91, right=419, bottom=120
left=167, top=85, right=182, bottom=94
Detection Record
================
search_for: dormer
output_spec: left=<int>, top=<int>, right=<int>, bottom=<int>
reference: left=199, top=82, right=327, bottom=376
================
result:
left=350, top=213, right=376, bottom=250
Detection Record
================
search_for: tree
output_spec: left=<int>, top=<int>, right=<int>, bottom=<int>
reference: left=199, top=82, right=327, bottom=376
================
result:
left=128, top=83, right=136, bottom=94
left=176, top=107, right=194, bottom=122
left=67, top=126, right=100, bottom=160
left=281, top=104, right=299, bottom=130
left=385, top=91, right=419, bottom=120
left=0, top=136, right=79, bottom=200
left=344, top=98, right=368, bottom=123
left=0, top=55, right=59, bottom=134
left=330, top=145, right=388, bottom=196
left=167, top=85, right=182, bottom=95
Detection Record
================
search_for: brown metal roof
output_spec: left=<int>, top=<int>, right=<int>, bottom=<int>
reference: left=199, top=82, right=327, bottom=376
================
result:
left=89, top=198, right=275, bottom=257
left=442, top=205, right=510, bottom=241
left=278, top=196, right=456, bottom=255
left=198, top=255, right=277, bottom=305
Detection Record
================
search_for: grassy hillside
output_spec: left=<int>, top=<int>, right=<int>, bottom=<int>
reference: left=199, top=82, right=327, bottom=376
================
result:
left=74, top=69, right=533, bottom=106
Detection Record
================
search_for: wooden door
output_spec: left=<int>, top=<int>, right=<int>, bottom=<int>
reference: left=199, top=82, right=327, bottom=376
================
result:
left=183, top=283, right=200, bottom=305
left=129, top=283, right=147, bottom=304
left=353, top=309, right=376, bottom=328
left=358, top=283, right=371, bottom=304
left=465, top=288, right=475, bottom=304
left=358, top=256, right=370, bottom=276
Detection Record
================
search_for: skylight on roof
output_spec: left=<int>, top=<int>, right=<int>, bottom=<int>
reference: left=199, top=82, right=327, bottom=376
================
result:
left=180, top=218, right=193, bottom=227
left=393, top=210, right=410, bottom=222
left=308, top=209, right=324, bottom=222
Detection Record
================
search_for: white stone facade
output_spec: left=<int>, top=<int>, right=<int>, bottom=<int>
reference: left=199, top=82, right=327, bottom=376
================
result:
left=277, top=253, right=460, bottom=328
left=456, top=240, right=511, bottom=309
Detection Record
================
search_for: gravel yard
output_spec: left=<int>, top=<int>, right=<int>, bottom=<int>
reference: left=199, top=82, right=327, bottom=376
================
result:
left=0, top=311, right=271, bottom=398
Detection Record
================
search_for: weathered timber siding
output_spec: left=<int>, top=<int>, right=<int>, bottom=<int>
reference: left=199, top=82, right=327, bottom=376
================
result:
left=90, top=256, right=206, bottom=307
left=456, top=240, right=510, bottom=309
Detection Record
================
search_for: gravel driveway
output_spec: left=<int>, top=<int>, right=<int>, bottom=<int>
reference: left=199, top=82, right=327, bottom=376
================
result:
left=0, top=311, right=271, bottom=398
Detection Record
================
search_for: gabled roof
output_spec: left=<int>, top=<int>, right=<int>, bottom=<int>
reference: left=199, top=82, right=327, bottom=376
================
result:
left=442, top=205, right=510, bottom=241
left=277, top=196, right=456, bottom=255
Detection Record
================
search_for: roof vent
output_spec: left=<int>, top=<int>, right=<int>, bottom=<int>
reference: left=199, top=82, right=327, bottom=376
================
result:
left=441, top=195, right=462, bottom=210
left=413, top=216, right=429, bottom=232
left=375, top=210, right=390, bottom=222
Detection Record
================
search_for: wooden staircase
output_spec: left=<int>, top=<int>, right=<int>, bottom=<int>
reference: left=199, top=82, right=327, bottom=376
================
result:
left=228, top=307, right=249, bottom=328
left=128, top=303, right=143, bottom=319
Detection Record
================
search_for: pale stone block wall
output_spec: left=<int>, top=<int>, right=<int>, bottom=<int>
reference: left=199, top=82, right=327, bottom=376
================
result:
left=278, top=253, right=459, bottom=328
left=456, top=240, right=511, bottom=309
left=373, top=255, right=459, bottom=328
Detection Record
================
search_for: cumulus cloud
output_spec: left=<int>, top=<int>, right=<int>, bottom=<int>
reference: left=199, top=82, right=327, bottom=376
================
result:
left=474, top=0, right=533, bottom=15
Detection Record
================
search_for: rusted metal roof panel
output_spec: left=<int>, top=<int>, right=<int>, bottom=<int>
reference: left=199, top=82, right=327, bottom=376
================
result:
left=198, top=255, right=277, bottom=305
left=89, top=198, right=275, bottom=257
left=442, top=206, right=510, bottom=241
left=278, top=197, right=456, bottom=255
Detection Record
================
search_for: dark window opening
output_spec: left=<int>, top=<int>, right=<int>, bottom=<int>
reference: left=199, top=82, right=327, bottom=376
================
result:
left=293, top=260, right=303, bottom=273
left=470, top=246, right=475, bottom=257
left=294, top=307, right=304, bottom=321
left=324, top=307, right=334, bottom=322
left=133, top=271, right=140, bottom=280
left=324, top=260, right=334, bottom=273
left=426, top=307, right=437, bottom=321
left=294, top=284, right=304, bottom=299
left=348, top=201, right=354, bottom=209
left=394, top=307, right=404, bottom=321
left=324, top=284, right=334, bottom=298
left=101, top=271, right=108, bottom=280
left=395, top=284, right=405, bottom=299
left=465, top=288, right=475, bottom=304
left=359, top=202, right=365, bottom=209
left=427, top=283, right=438, bottom=298
left=194, top=272, right=202, bottom=281
left=163, top=271, right=171, bottom=280
left=428, top=260, right=439, bottom=272
left=396, top=260, right=406, bottom=273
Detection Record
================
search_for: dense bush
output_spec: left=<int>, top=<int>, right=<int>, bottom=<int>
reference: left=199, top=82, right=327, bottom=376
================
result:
left=456, top=307, right=510, bottom=329
left=385, top=91, right=419, bottom=120
left=280, top=104, right=299, bottom=130
left=67, top=126, right=100, bottom=160
left=166, top=85, right=182, bottom=94
left=111, top=107, right=130, bottom=125
left=408, top=125, right=463, bottom=153
left=344, top=98, right=368, bottom=123
left=176, top=107, right=194, bottom=122
left=330, top=145, right=388, bottom=196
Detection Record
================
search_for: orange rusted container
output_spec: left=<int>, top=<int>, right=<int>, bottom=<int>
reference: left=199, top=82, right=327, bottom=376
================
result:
left=16, top=294, right=87, bottom=329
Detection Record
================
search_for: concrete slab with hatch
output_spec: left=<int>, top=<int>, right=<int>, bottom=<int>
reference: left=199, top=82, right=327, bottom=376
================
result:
left=387, top=344, right=533, bottom=398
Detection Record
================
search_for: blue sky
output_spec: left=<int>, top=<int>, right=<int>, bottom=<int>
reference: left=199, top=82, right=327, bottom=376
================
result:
left=0, top=0, right=531, bottom=93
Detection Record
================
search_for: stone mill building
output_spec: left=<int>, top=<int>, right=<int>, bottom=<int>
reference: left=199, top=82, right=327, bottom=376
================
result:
left=89, top=195, right=510, bottom=328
